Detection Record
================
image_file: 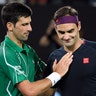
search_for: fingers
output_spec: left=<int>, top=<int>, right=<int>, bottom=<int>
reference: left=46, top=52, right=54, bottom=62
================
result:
left=59, top=52, right=73, bottom=64
left=53, top=52, right=73, bottom=77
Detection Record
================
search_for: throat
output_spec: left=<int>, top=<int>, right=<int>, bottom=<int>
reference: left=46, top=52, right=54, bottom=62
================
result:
left=16, top=41, right=23, bottom=48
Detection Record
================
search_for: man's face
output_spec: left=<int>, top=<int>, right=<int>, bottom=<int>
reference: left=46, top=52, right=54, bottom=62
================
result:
left=55, top=22, right=81, bottom=47
left=10, top=16, right=32, bottom=41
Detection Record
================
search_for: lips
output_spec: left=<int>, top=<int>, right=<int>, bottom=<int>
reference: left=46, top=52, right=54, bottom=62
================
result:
left=24, top=33, right=29, bottom=36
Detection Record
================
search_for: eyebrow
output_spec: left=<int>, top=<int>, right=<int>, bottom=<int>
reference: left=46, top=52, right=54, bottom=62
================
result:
left=58, top=28, right=74, bottom=33
left=22, top=23, right=30, bottom=26
left=58, top=30, right=65, bottom=34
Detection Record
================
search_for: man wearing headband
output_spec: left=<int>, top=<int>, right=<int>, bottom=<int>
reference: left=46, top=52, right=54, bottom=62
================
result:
left=43, top=6, right=96, bottom=96
left=0, top=3, right=74, bottom=96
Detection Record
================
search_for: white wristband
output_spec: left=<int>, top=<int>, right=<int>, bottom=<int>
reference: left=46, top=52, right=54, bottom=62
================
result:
left=46, top=72, right=61, bottom=86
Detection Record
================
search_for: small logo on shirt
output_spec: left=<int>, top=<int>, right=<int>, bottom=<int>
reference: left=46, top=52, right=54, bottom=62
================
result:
left=83, top=58, right=89, bottom=64
left=15, top=66, right=24, bottom=75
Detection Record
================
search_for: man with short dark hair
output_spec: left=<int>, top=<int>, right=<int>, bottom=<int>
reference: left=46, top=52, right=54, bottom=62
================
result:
left=0, top=3, right=73, bottom=96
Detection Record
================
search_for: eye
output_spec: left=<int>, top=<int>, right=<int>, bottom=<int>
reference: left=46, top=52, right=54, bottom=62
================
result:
left=22, top=23, right=29, bottom=26
left=58, top=30, right=65, bottom=34
left=67, top=29, right=74, bottom=33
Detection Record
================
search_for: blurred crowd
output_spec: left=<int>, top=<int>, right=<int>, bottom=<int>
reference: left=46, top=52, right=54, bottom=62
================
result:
left=0, top=0, right=96, bottom=7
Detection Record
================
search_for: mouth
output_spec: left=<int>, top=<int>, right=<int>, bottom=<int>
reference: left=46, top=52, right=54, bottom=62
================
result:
left=24, top=33, right=29, bottom=36
left=64, top=39, right=71, bottom=43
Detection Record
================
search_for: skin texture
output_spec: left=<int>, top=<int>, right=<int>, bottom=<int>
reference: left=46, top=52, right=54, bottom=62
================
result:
left=55, top=22, right=83, bottom=52
left=7, top=16, right=32, bottom=48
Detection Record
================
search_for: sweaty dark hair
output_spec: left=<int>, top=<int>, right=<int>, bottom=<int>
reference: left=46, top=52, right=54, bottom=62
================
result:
left=53, top=6, right=78, bottom=22
left=1, top=2, right=32, bottom=27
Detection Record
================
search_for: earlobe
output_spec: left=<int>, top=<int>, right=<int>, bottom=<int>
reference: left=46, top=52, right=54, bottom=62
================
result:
left=6, top=22, right=13, bottom=31
left=54, top=24, right=57, bottom=31
left=78, top=21, right=81, bottom=31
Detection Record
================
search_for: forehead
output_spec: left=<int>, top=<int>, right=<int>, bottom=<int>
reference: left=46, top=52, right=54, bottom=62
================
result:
left=17, top=16, right=31, bottom=23
left=56, top=23, right=76, bottom=31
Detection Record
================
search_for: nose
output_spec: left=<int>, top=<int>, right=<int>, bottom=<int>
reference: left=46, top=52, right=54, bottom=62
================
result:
left=63, top=33, right=70, bottom=40
left=28, top=24, right=32, bottom=32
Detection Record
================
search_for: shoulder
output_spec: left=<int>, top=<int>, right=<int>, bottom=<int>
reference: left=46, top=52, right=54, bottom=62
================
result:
left=84, top=39, right=96, bottom=49
left=0, top=41, right=5, bottom=57
left=51, top=47, right=65, bottom=55
left=81, top=44, right=96, bottom=57
left=48, top=47, right=66, bottom=60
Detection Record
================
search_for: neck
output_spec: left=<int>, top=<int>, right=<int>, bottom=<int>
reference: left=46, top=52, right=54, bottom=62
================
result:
left=7, top=32, right=23, bottom=48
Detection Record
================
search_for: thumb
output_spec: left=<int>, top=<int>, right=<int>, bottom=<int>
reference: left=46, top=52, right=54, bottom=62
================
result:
left=53, top=59, right=57, bottom=71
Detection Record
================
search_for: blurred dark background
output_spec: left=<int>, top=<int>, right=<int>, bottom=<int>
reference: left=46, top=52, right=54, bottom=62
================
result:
left=0, top=0, right=96, bottom=62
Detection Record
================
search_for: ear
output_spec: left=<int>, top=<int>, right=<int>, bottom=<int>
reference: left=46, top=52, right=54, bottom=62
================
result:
left=54, top=23, right=57, bottom=32
left=6, top=22, right=14, bottom=31
left=77, top=21, right=81, bottom=31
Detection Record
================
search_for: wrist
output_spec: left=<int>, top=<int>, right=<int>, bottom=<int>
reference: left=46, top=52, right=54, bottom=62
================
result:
left=46, top=72, right=61, bottom=86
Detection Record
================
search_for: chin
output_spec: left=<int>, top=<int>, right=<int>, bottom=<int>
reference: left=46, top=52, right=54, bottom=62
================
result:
left=65, top=43, right=72, bottom=46
left=22, top=38, right=28, bottom=41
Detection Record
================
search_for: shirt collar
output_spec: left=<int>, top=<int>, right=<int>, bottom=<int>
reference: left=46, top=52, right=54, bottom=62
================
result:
left=4, top=36, right=29, bottom=53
